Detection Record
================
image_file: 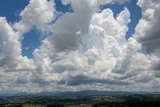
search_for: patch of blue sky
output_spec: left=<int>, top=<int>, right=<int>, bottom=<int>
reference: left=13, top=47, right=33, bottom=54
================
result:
left=55, top=0, right=73, bottom=13
left=21, top=28, right=41, bottom=59
left=0, top=0, right=29, bottom=23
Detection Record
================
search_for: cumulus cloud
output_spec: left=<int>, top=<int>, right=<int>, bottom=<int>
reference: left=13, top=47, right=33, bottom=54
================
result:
left=0, top=17, right=34, bottom=71
left=0, top=0, right=160, bottom=93
left=134, top=0, right=160, bottom=74
left=0, top=17, right=35, bottom=93
left=135, top=0, right=160, bottom=53
left=51, top=0, right=114, bottom=50
left=13, top=0, right=56, bottom=34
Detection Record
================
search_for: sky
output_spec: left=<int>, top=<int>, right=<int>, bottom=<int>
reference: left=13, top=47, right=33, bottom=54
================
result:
left=0, top=0, right=160, bottom=94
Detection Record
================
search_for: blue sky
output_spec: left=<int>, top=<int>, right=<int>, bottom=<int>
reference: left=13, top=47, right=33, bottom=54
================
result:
left=0, top=0, right=141, bottom=58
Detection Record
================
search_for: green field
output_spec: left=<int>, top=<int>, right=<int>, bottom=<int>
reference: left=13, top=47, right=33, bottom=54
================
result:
left=1, top=94, right=160, bottom=107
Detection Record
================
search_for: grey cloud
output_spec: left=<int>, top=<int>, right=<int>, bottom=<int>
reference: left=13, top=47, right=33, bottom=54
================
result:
left=51, top=2, right=94, bottom=51
left=136, top=1, right=160, bottom=54
left=59, top=74, right=129, bottom=86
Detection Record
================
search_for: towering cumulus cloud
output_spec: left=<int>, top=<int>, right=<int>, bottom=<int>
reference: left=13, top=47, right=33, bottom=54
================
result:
left=0, top=0, right=160, bottom=93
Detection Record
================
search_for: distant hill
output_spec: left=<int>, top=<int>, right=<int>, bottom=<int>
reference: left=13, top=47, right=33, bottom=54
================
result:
left=0, top=90, right=160, bottom=97
left=52, top=90, right=131, bottom=97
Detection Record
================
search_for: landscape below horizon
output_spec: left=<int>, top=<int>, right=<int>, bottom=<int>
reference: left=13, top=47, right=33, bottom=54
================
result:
left=1, top=91, right=160, bottom=107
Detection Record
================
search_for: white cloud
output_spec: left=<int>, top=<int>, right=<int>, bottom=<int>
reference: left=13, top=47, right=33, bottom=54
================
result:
left=0, top=17, right=35, bottom=93
left=13, top=0, right=56, bottom=34
left=0, top=0, right=160, bottom=93
left=34, top=7, right=138, bottom=91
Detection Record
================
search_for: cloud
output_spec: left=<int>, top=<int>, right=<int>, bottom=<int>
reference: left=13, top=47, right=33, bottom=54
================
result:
left=0, top=17, right=34, bottom=72
left=13, top=0, right=56, bottom=34
left=134, top=0, right=160, bottom=79
left=34, top=6, right=152, bottom=91
left=50, top=0, right=128, bottom=51
left=0, top=0, right=160, bottom=93
left=0, top=17, right=35, bottom=93
left=135, top=0, right=160, bottom=53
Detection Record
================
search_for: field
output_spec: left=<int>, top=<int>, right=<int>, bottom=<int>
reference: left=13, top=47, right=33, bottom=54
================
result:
left=0, top=94, right=160, bottom=107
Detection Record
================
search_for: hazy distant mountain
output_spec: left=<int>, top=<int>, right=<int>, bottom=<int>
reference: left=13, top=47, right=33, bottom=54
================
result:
left=0, top=90, right=160, bottom=97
